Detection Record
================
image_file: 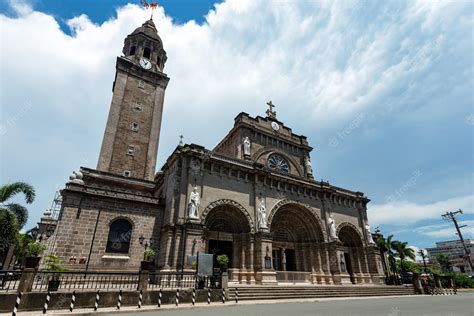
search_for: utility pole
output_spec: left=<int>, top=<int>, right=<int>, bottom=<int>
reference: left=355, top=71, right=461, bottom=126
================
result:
left=441, top=209, right=473, bottom=272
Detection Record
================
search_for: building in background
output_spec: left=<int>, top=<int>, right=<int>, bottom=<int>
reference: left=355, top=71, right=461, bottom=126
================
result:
left=427, top=239, right=474, bottom=275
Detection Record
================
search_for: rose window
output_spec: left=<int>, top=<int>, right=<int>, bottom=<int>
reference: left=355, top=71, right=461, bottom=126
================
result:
left=267, top=154, right=290, bottom=173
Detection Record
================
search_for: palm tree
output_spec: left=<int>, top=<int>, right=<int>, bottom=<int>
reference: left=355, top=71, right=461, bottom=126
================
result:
left=376, top=234, right=397, bottom=274
left=392, top=241, right=416, bottom=272
left=0, top=182, right=35, bottom=256
left=418, top=249, right=428, bottom=273
left=0, top=182, right=35, bottom=229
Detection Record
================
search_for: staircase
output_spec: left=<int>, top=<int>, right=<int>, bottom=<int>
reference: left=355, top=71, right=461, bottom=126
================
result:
left=229, top=285, right=415, bottom=301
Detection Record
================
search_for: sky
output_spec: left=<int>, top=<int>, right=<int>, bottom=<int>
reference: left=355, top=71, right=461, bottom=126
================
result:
left=0, top=0, right=473, bottom=251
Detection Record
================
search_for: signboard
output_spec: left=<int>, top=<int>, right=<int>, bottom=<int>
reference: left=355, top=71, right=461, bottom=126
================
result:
left=197, top=253, right=214, bottom=276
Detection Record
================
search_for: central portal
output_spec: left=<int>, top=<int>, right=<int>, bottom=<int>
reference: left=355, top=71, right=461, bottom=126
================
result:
left=208, top=239, right=233, bottom=267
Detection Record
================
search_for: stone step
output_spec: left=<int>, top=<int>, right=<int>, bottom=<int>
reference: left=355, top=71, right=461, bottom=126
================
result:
left=226, top=286, right=414, bottom=301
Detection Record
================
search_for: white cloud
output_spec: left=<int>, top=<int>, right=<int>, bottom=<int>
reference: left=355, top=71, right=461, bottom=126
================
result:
left=368, top=195, right=474, bottom=226
left=414, top=221, right=474, bottom=239
left=0, top=0, right=472, bottom=234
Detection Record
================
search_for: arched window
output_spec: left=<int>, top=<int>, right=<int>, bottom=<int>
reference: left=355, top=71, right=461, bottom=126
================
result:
left=129, top=46, right=136, bottom=56
left=106, top=218, right=132, bottom=253
left=143, top=47, right=151, bottom=59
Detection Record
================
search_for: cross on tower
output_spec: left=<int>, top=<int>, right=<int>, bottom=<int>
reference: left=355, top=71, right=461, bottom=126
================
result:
left=266, top=100, right=277, bottom=119
left=141, top=0, right=159, bottom=18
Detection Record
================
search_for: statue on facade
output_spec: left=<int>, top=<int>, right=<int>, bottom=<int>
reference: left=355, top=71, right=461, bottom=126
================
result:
left=243, top=137, right=251, bottom=156
left=305, top=156, right=313, bottom=176
left=365, top=224, right=375, bottom=244
left=187, top=187, right=200, bottom=219
left=328, top=215, right=338, bottom=240
left=257, top=199, right=267, bottom=229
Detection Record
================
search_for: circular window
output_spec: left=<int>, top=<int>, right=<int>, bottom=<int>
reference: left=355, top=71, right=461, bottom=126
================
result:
left=267, top=154, right=290, bottom=173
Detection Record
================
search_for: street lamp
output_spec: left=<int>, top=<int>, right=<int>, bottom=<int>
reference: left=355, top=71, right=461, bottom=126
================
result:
left=138, top=235, right=154, bottom=250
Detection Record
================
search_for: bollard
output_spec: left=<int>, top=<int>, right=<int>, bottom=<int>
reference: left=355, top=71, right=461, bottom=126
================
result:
left=158, top=288, right=162, bottom=307
left=192, top=288, right=196, bottom=306
left=94, top=290, right=100, bottom=311
left=117, top=289, right=122, bottom=310
left=138, top=289, right=143, bottom=308
left=207, top=288, right=211, bottom=304
left=222, top=288, right=226, bottom=304
left=12, top=292, right=22, bottom=316
left=42, top=291, right=51, bottom=314
left=69, top=291, right=76, bottom=312
left=175, top=288, right=179, bottom=306
left=235, top=287, right=238, bottom=303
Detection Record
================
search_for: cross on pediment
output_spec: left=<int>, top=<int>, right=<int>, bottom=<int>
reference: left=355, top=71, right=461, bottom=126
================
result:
left=266, top=100, right=277, bottom=119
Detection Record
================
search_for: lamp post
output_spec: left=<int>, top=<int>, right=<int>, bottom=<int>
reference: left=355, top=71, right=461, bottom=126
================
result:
left=138, top=235, right=154, bottom=250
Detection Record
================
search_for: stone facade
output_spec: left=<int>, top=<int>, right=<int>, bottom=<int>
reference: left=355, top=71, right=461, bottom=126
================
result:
left=49, top=19, right=384, bottom=284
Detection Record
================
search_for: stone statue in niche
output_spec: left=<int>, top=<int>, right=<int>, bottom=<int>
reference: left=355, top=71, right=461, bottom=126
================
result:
left=305, top=156, right=313, bottom=176
left=328, top=215, right=338, bottom=240
left=257, top=198, right=267, bottom=229
left=243, top=137, right=251, bottom=156
left=365, top=224, right=375, bottom=244
left=187, top=187, right=200, bottom=219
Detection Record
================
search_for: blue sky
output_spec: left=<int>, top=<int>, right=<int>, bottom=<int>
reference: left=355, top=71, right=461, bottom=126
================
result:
left=1, top=0, right=473, bottom=251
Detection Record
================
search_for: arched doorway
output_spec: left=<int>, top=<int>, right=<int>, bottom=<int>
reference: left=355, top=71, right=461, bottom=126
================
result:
left=337, top=225, right=365, bottom=284
left=269, top=204, right=324, bottom=274
left=203, top=203, right=251, bottom=271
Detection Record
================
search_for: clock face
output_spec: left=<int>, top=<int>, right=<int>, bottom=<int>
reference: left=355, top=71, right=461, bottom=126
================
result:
left=139, top=57, right=152, bottom=70
left=271, top=122, right=280, bottom=131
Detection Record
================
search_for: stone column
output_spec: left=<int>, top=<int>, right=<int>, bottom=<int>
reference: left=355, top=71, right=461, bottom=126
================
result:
left=18, top=268, right=36, bottom=293
left=365, top=245, right=384, bottom=284
left=254, top=232, right=277, bottom=285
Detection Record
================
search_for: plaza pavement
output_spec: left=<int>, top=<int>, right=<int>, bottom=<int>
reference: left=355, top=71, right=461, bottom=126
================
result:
left=4, top=292, right=473, bottom=316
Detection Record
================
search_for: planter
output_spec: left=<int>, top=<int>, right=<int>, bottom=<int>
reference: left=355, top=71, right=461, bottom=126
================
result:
left=25, top=256, right=41, bottom=269
left=140, top=261, right=151, bottom=271
left=48, top=280, right=61, bottom=292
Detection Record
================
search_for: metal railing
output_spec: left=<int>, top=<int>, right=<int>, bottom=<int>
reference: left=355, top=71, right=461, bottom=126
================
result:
left=276, top=271, right=311, bottom=284
left=148, top=272, right=196, bottom=289
left=31, top=271, right=139, bottom=292
left=0, top=271, right=21, bottom=293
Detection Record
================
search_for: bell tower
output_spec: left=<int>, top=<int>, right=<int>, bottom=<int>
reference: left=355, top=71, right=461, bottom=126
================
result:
left=97, top=19, right=169, bottom=181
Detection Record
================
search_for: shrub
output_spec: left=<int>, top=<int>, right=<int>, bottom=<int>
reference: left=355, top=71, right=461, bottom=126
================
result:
left=143, top=249, right=156, bottom=261
left=217, top=254, right=229, bottom=268
left=44, top=254, right=66, bottom=280
left=26, top=242, right=47, bottom=257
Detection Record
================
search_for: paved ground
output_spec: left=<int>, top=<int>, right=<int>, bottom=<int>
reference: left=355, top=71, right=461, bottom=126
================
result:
left=108, top=293, right=474, bottom=316
left=7, top=293, right=473, bottom=316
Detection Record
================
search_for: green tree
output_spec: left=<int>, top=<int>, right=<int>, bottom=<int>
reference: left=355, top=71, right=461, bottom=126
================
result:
left=418, top=249, right=428, bottom=273
left=392, top=241, right=415, bottom=272
left=0, top=182, right=36, bottom=256
left=376, top=234, right=397, bottom=273
left=436, top=253, right=453, bottom=273
left=0, top=182, right=36, bottom=228
left=14, top=229, right=36, bottom=267
left=0, top=209, right=19, bottom=254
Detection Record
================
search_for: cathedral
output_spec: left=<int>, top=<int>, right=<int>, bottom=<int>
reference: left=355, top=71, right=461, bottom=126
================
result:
left=50, top=18, right=384, bottom=285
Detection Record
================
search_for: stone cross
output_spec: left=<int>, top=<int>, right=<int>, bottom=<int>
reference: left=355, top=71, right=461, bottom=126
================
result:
left=266, top=101, right=277, bottom=118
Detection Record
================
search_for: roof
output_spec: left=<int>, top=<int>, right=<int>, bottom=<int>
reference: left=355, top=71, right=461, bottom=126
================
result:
left=129, top=18, right=162, bottom=43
